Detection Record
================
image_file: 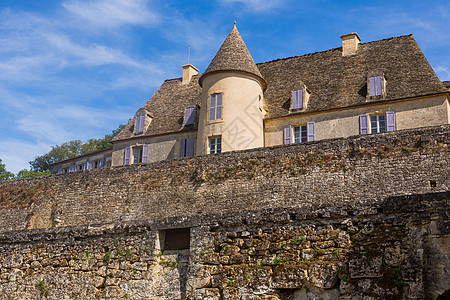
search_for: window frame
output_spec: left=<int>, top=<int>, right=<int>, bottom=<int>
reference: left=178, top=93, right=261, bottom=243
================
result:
left=209, top=136, right=222, bottom=154
left=293, top=124, right=308, bottom=143
left=369, top=114, right=386, bottom=134
left=208, top=93, right=223, bottom=122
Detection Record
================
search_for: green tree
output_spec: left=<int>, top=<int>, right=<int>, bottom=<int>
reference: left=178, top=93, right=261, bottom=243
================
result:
left=16, top=169, right=51, bottom=178
left=0, top=159, right=14, bottom=181
left=29, top=123, right=126, bottom=172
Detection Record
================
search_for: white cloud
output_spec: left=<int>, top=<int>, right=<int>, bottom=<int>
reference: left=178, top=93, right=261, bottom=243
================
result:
left=434, top=66, right=450, bottom=81
left=62, top=0, right=159, bottom=28
left=220, top=0, right=284, bottom=12
left=0, top=139, right=52, bottom=173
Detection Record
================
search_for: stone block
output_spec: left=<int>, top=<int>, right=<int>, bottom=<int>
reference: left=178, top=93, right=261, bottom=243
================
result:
left=220, top=245, right=240, bottom=256
left=191, top=288, right=220, bottom=300
left=349, top=255, right=383, bottom=278
left=2, top=254, right=23, bottom=268
left=309, top=262, right=339, bottom=289
left=271, top=264, right=307, bottom=289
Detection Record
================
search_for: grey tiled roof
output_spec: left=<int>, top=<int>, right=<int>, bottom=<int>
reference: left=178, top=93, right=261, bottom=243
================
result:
left=259, top=35, right=447, bottom=118
left=113, top=76, right=202, bottom=141
left=113, top=34, right=447, bottom=141
left=199, top=24, right=265, bottom=88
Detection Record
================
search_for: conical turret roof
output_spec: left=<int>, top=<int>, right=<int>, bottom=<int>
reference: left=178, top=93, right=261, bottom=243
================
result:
left=199, top=23, right=266, bottom=89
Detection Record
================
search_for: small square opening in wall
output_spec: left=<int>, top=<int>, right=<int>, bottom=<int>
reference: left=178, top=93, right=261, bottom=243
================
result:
left=160, top=228, right=190, bottom=250
left=429, top=180, right=437, bottom=188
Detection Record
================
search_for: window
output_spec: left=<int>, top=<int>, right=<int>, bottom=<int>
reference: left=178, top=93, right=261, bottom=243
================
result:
left=185, top=107, right=195, bottom=126
left=181, top=138, right=194, bottom=157
left=284, top=122, right=315, bottom=145
left=359, top=112, right=395, bottom=134
left=159, top=228, right=190, bottom=250
left=209, top=136, right=222, bottom=154
left=292, top=89, right=303, bottom=110
left=124, top=145, right=149, bottom=165
left=135, top=115, right=145, bottom=133
left=370, top=114, right=386, bottom=133
left=133, top=147, right=142, bottom=164
left=78, top=164, right=84, bottom=171
left=208, top=93, right=223, bottom=121
left=368, top=75, right=386, bottom=97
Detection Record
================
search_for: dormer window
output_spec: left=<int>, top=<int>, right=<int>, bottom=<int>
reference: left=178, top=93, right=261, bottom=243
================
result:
left=185, top=107, right=196, bottom=126
left=135, top=115, right=145, bottom=133
left=292, top=90, right=303, bottom=109
left=368, top=75, right=386, bottom=98
left=290, top=85, right=310, bottom=112
left=134, top=108, right=152, bottom=134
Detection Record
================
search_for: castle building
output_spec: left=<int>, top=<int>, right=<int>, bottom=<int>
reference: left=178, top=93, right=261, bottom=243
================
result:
left=50, top=24, right=450, bottom=173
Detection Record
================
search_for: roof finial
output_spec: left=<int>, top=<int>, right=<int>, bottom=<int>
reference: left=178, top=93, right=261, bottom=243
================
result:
left=233, top=21, right=237, bottom=29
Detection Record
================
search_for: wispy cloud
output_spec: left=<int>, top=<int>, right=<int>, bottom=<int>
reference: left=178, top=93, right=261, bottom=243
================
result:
left=62, top=0, right=159, bottom=28
left=220, top=0, right=285, bottom=12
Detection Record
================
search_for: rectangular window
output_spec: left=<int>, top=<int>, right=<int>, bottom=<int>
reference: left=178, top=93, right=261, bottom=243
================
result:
left=369, top=76, right=382, bottom=96
left=292, top=89, right=303, bottom=110
left=133, top=147, right=143, bottom=163
left=78, top=164, right=84, bottom=171
left=93, top=161, right=99, bottom=169
left=209, top=93, right=223, bottom=121
left=185, top=107, right=195, bottom=125
left=294, top=125, right=307, bottom=143
left=160, top=228, right=190, bottom=250
left=209, top=136, right=222, bottom=154
left=370, top=114, right=386, bottom=133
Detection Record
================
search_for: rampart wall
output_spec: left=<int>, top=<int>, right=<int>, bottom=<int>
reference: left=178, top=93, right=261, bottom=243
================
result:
left=0, top=125, right=448, bottom=299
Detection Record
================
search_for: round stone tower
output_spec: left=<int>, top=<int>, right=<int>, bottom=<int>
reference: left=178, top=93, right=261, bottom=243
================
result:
left=197, top=23, right=267, bottom=155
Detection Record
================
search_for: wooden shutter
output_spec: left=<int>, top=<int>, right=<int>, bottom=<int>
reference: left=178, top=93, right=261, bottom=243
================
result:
left=375, top=76, right=382, bottom=96
left=359, top=114, right=369, bottom=134
left=386, top=111, right=395, bottom=131
left=209, top=94, right=216, bottom=121
left=292, top=90, right=303, bottom=109
left=369, top=77, right=376, bottom=96
left=216, top=93, right=223, bottom=120
left=142, top=144, right=149, bottom=163
left=283, top=125, right=292, bottom=145
left=124, top=147, right=131, bottom=165
left=136, top=115, right=144, bottom=133
left=185, top=107, right=195, bottom=125
left=186, top=138, right=194, bottom=157
left=307, top=122, right=315, bottom=142
left=99, top=158, right=104, bottom=168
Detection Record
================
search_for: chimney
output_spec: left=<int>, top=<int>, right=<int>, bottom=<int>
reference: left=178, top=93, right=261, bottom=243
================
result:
left=182, top=64, right=199, bottom=84
left=340, top=32, right=361, bottom=56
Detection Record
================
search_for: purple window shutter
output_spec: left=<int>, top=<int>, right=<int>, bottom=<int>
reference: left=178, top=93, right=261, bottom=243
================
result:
left=375, top=76, right=382, bottom=96
left=386, top=111, right=395, bottom=131
left=124, top=147, right=131, bottom=165
left=139, top=115, right=145, bottom=132
left=58, top=168, right=63, bottom=174
left=186, top=138, right=194, bottom=157
left=99, top=157, right=104, bottom=168
left=298, top=89, right=303, bottom=109
left=180, top=139, right=186, bottom=157
left=307, top=122, right=315, bottom=142
left=369, top=77, right=376, bottom=96
left=209, top=94, right=215, bottom=121
left=185, top=107, right=195, bottom=125
left=359, top=114, right=369, bottom=134
left=135, top=116, right=140, bottom=132
left=292, top=90, right=299, bottom=109
left=216, top=93, right=223, bottom=119
left=142, top=144, right=149, bottom=163
left=284, top=125, right=292, bottom=145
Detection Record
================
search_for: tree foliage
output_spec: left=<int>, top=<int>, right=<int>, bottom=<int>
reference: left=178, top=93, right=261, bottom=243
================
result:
left=29, top=123, right=126, bottom=172
left=0, top=159, right=15, bottom=181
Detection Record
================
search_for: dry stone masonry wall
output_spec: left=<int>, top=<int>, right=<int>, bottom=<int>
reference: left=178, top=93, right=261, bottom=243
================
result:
left=0, top=125, right=449, bottom=299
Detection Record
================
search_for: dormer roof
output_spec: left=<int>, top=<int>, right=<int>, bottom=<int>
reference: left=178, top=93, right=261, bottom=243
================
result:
left=199, top=23, right=266, bottom=89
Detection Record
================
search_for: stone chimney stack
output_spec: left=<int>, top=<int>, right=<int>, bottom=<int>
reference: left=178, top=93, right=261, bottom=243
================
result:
left=182, top=64, right=198, bottom=84
left=340, top=32, right=361, bottom=56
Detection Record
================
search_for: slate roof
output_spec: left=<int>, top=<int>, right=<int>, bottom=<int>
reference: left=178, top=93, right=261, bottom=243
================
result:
left=443, top=81, right=450, bottom=91
left=113, top=75, right=202, bottom=141
left=114, top=34, right=447, bottom=141
left=199, top=23, right=265, bottom=88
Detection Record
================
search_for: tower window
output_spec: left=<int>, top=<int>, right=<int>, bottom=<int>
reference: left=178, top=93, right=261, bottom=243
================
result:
left=209, top=136, right=222, bottom=154
left=209, top=93, right=223, bottom=121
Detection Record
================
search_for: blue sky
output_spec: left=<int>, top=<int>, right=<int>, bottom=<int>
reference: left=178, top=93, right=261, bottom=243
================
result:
left=1, top=0, right=449, bottom=173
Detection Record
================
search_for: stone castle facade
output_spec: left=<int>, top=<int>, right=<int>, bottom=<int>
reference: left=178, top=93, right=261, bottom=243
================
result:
left=50, top=24, right=450, bottom=173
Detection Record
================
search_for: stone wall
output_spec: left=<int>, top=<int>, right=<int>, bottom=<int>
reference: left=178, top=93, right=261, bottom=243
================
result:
left=0, top=125, right=449, bottom=299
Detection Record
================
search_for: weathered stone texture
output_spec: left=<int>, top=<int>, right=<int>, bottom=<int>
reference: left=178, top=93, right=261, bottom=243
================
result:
left=0, top=125, right=448, bottom=299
